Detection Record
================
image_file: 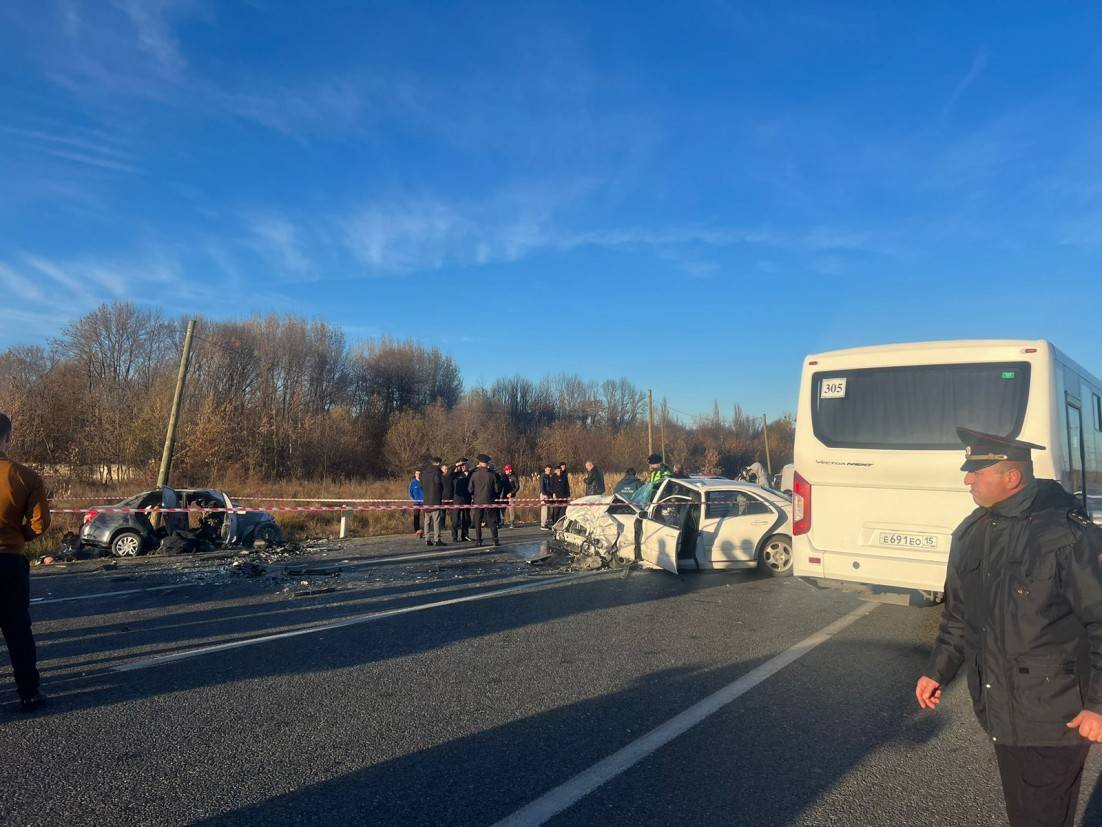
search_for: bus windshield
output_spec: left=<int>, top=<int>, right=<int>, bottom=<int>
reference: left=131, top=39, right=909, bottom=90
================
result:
left=811, top=362, right=1031, bottom=450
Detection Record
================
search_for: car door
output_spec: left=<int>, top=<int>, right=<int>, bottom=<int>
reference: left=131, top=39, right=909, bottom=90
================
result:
left=708, top=490, right=780, bottom=564
left=637, top=512, right=683, bottom=573
left=161, top=487, right=188, bottom=533
left=636, top=482, right=698, bottom=573
left=219, top=492, right=240, bottom=545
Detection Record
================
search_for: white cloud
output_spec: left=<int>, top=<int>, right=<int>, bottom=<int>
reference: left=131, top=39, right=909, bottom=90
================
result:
left=248, top=216, right=312, bottom=273
left=0, top=263, right=46, bottom=302
left=342, top=197, right=556, bottom=273
left=943, top=50, right=989, bottom=120
left=22, top=254, right=98, bottom=303
left=110, top=0, right=188, bottom=75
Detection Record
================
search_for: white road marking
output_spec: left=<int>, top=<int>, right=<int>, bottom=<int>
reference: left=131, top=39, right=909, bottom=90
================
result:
left=31, top=585, right=183, bottom=605
left=493, top=601, right=879, bottom=827
left=114, top=570, right=605, bottom=672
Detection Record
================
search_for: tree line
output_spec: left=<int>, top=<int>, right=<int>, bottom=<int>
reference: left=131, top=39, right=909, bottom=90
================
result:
left=0, top=303, right=793, bottom=485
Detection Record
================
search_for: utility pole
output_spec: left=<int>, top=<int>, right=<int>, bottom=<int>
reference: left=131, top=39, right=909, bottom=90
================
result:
left=762, top=413, right=773, bottom=478
left=157, top=319, right=197, bottom=488
left=647, top=389, right=654, bottom=456
left=661, top=398, right=668, bottom=464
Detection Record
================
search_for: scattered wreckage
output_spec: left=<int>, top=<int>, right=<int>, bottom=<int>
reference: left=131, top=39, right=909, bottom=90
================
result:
left=552, top=476, right=794, bottom=575
left=78, top=486, right=282, bottom=557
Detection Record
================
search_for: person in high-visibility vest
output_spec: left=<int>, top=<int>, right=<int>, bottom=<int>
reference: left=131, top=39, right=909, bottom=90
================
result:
left=645, top=453, right=671, bottom=484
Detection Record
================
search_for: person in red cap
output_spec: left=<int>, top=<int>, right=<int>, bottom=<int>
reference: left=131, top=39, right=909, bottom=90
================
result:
left=502, top=464, right=519, bottom=528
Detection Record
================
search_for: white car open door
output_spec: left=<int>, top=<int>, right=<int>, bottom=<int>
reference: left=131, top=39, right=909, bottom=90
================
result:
left=637, top=516, right=681, bottom=573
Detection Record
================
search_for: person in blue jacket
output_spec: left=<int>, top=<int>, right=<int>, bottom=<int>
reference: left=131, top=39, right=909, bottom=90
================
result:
left=408, top=469, right=423, bottom=538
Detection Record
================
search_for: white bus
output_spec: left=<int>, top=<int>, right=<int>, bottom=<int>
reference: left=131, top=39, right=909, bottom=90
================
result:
left=792, top=339, right=1102, bottom=599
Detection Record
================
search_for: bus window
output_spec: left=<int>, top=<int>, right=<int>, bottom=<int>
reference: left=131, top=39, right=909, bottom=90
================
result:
left=812, top=362, right=1031, bottom=449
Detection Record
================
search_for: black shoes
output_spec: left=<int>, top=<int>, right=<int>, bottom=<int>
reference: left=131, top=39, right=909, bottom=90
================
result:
left=20, top=693, right=47, bottom=714
left=492, top=540, right=500, bottom=547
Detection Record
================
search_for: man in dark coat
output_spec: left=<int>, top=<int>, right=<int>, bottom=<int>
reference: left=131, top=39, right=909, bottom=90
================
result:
left=584, top=461, right=605, bottom=496
left=550, top=464, right=571, bottom=525
left=419, top=456, right=446, bottom=547
left=468, top=455, right=500, bottom=546
left=451, top=459, right=471, bottom=542
left=916, top=428, right=1102, bottom=827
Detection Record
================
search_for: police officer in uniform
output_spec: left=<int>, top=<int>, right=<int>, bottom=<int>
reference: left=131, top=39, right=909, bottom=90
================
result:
left=468, top=454, right=500, bottom=547
left=916, top=428, right=1102, bottom=827
left=451, top=459, right=471, bottom=542
left=646, top=453, right=671, bottom=484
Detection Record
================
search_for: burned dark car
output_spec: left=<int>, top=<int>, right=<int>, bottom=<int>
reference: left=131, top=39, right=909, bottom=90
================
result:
left=79, top=486, right=283, bottom=557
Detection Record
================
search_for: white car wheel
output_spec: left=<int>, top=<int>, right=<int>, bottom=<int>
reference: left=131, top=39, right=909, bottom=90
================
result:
left=759, top=534, right=793, bottom=577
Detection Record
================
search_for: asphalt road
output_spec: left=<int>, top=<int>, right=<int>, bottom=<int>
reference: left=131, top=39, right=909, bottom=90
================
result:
left=3, top=528, right=1102, bottom=826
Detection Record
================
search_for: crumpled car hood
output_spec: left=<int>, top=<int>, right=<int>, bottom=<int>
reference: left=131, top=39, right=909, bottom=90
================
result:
left=559, top=495, right=630, bottom=557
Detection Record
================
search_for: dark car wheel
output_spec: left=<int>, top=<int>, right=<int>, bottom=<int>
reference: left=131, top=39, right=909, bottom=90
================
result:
left=252, top=523, right=282, bottom=547
left=111, top=530, right=143, bottom=558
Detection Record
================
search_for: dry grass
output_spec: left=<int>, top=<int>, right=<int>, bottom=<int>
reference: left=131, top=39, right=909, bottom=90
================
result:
left=29, top=471, right=624, bottom=558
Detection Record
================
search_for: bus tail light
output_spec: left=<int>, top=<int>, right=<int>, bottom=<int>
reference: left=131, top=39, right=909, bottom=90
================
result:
left=793, top=472, right=811, bottom=535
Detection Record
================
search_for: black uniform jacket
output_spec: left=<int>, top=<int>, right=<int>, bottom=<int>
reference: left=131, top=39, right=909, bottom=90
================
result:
left=928, top=479, right=1102, bottom=746
left=469, top=467, right=499, bottom=505
left=453, top=472, right=471, bottom=504
left=441, top=471, right=455, bottom=501
left=420, top=464, right=443, bottom=507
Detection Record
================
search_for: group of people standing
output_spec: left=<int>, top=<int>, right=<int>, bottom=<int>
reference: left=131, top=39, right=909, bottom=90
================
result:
left=409, top=455, right=520, bottom=547
left=537, top=462, right=574, bottom=529
left=407, top=452, right=680, bottom=541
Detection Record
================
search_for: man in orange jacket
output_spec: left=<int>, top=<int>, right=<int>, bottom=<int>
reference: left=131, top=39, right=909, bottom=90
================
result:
left=0, top=413, right=49, bottom=712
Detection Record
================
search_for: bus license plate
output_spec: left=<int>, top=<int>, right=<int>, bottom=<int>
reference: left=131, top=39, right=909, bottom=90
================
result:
left=877, top=531, right=938, bottom=550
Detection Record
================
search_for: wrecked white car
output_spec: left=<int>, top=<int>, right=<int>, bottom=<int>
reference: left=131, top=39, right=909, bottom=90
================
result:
left=554, top=477, right=793, bottom=575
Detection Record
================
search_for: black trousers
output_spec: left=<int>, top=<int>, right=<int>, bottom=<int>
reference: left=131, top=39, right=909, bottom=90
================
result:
left=0, top=555, right=39, bottom=701
left=469, top=507, right=499, bottom=542
left=995, top=742, right=1091, bottom=827
left=412, top=508, right=421, bottom=533
left=451, top=503, right=470, bottom=539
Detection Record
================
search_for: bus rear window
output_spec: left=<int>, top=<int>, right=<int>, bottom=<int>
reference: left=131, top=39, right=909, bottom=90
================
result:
left=811, top=362, right=1031, bottom=449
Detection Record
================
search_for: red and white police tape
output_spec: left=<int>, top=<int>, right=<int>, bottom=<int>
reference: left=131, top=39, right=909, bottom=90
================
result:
left=49, top=499, right=602, bottom=515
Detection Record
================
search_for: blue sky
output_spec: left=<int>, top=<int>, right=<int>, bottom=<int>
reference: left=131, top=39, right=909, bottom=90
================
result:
left=2, top=2, right=1101, bottom=419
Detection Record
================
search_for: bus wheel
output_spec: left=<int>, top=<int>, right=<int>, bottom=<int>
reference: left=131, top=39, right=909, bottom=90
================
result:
left=759, top=535, right=793, bottom=576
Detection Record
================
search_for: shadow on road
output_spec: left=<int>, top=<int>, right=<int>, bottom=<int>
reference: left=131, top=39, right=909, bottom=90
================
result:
left=192, top=636, right=944, bottom=826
